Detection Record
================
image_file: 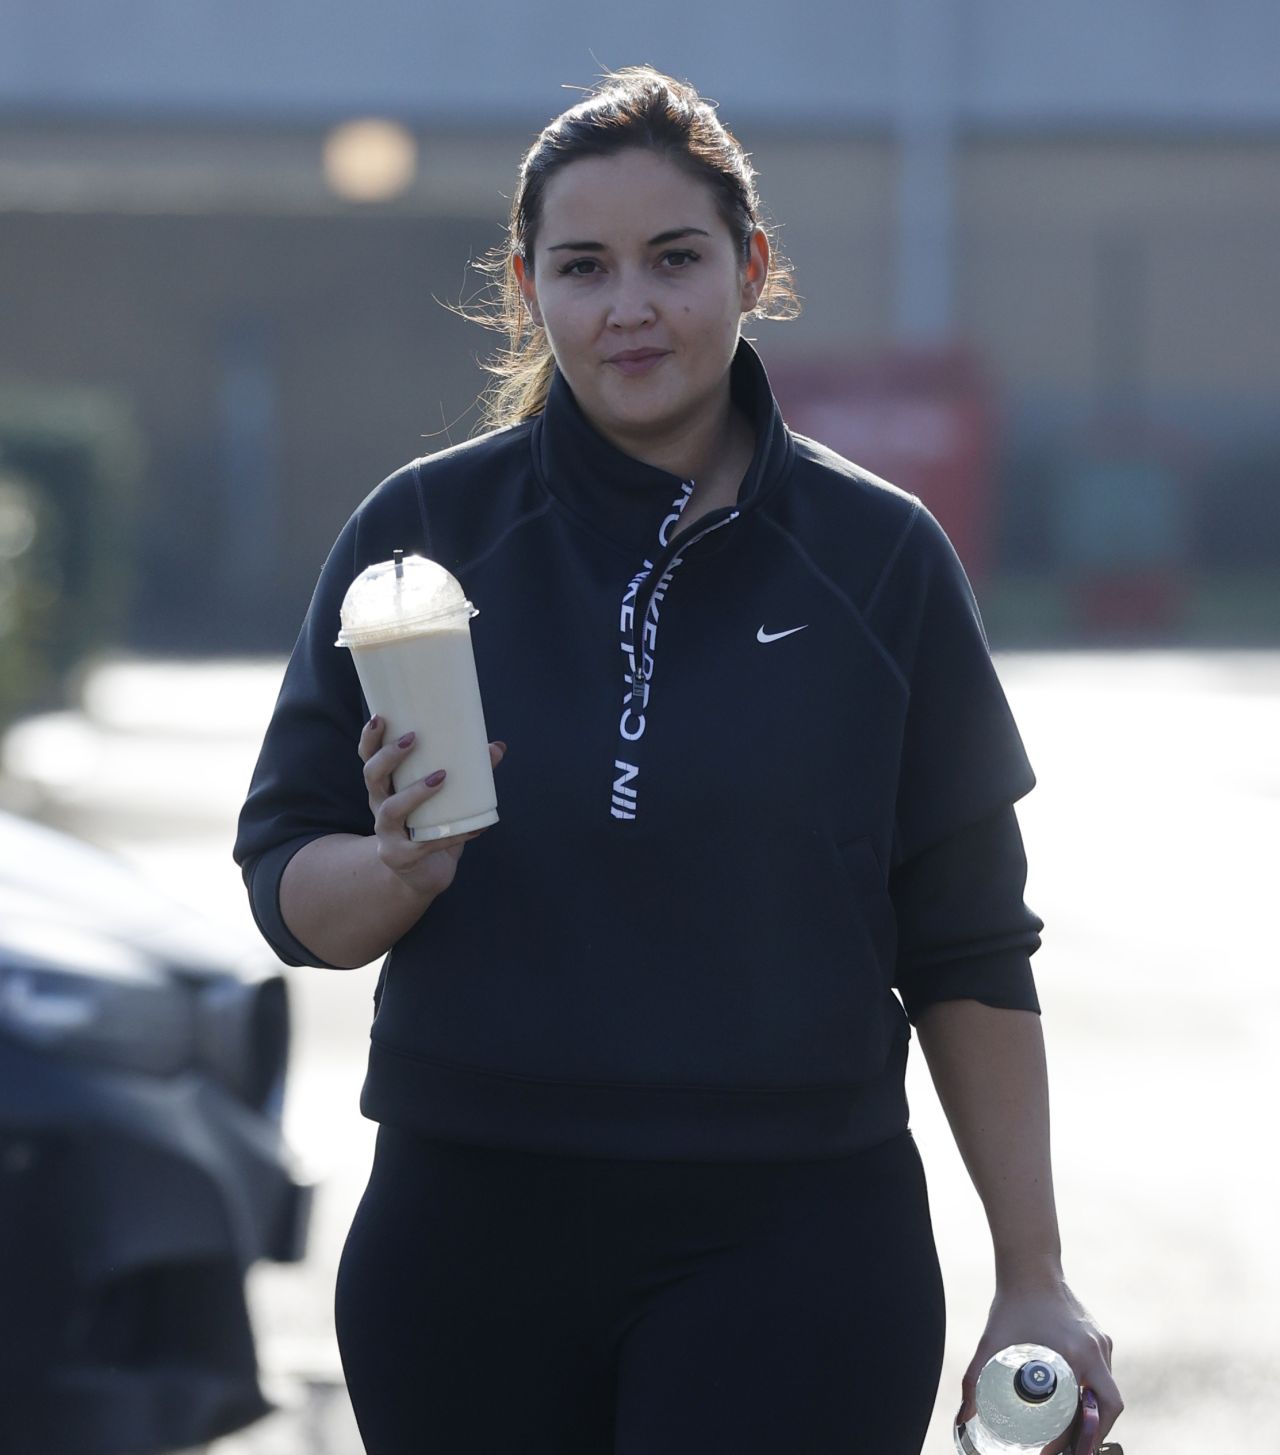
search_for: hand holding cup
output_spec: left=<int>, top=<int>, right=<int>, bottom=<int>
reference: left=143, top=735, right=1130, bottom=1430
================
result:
left=359, top=715, right=506, bottom=900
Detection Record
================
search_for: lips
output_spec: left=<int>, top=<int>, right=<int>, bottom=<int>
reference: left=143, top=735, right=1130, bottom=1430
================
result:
left=605, top=348, right=670, bottom=376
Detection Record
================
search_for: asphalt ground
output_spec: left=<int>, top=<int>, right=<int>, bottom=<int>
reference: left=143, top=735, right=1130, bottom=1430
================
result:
left=3, top=650, right=1277, bottom=1454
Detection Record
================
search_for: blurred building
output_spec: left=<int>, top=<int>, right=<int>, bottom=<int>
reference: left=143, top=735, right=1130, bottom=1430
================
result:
left=1, top=0, right=1278, bottom=649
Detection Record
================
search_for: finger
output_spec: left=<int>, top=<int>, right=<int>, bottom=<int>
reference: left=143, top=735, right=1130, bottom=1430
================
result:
left=489, top=739, right=508, bottom=768
left=1088, top=1377, right=1124, bottom=1446
left=376, top=766, right=446, bottom=830
left=1041, top=1421, right=1079, bottom=1454
left=363, top=729, right=420, bottom=801
left=372, top=773, right=453, bottom=870
left=357, top=714, right=385, bottom=764
left=1065, top=1354, right=1121, bottom=1446
left=956, top=1358, right=982, bottom=1426
left=1075, top=1387, right=1102, bottom=1455
left=381, top=805, right=493, bottom=866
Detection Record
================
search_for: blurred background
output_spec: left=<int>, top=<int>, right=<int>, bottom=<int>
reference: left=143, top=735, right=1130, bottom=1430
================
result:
left=3, top=0, right=1279, bottom=675
left=1, top=3, right=1277, bottom=1453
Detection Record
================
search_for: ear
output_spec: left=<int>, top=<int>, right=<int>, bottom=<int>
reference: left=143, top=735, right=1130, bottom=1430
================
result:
left=739, top=228, right=770, bottom=314
left=512, top=252, right=543, bottom=327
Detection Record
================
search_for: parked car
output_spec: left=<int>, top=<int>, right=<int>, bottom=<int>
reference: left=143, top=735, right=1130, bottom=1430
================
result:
left=0, top=810, right=311, bottom=1455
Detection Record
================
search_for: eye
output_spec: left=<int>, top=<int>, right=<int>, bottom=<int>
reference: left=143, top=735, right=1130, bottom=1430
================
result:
left=661, top=249, right=700, bottom=269
left=557, top=257, right=601, bottom=277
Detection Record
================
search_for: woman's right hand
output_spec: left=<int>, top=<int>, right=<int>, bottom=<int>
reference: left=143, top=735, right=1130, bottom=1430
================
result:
left=359, top=715, right=506, bottom=903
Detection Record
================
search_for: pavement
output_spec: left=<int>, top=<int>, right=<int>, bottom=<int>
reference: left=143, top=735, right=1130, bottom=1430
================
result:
left=3, top=649, right=1278, bottom=1454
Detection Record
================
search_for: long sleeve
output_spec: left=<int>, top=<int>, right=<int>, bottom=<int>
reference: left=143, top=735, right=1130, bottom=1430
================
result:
left=868, top=503, right=1042, bottom=1021
left=891, top=804, right=1042, bottom=1023
left=233, top=509, right=374, bottom=967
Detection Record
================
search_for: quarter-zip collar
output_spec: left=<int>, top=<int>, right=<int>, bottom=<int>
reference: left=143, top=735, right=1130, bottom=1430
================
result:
left=530, top=336, right=795, bottom=552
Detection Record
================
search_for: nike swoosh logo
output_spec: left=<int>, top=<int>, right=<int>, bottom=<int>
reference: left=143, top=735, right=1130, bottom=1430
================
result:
left=757, top=624, right=809, bottom=644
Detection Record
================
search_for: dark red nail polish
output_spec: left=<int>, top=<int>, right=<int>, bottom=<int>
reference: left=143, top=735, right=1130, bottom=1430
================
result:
left=424, top=769, right=446, bottom=787
left=397, top=731, right=415, bottom=749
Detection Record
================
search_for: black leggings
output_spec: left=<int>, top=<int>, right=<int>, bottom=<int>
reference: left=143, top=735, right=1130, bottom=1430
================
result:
left=335, top=1127, right=945, bottom=1454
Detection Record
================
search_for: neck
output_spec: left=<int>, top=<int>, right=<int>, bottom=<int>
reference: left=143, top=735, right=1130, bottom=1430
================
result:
left=598, top=394, right=754, bottom=510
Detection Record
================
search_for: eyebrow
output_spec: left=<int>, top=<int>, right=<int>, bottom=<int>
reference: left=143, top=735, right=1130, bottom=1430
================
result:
left=545, top=227, right=711, bottom=253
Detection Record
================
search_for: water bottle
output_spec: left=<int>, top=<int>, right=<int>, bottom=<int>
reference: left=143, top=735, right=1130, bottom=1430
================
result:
left=954, top=1344, right=1079, bottom=1455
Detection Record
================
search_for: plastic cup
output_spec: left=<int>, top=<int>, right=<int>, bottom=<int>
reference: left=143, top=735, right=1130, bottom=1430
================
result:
left=336, top=551, right=498, bottom=841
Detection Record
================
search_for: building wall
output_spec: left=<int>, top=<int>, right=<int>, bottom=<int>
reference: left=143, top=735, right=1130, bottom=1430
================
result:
left=2, top=122, right=1277, bottom=644
left=953, top=137, right=1280, bottom=410
left=0, top=205, right=495, bottom=643
left=4, top=0, right=1279, bottom=126
left=5, top=0, right=1280, bottom=652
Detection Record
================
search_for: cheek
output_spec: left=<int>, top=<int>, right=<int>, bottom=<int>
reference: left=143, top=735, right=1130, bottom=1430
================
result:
left=542, top=296, right=589, bottom=340
left=536, top=306, right=569, bottom=350
left=541, top=312, right=594, bottom=378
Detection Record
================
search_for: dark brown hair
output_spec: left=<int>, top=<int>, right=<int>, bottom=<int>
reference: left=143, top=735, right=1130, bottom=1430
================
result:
left=466, top=66, right=799, bottom=430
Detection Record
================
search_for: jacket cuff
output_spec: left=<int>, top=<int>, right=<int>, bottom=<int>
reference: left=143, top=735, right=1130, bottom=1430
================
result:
left=897, top=947, right=1040, bottom=1025
left=243, top=834, right=347, bottom=970
left=889, top=802, right=1043, bottom=1025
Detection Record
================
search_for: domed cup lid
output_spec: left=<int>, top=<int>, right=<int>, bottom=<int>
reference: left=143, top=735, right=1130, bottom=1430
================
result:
left=335, top=551, right=476, bottom=647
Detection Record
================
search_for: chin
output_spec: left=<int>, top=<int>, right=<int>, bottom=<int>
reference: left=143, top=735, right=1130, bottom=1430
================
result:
left=602, top=403, right=687, bottom=442
left=601, top=382, right=709, bottom=430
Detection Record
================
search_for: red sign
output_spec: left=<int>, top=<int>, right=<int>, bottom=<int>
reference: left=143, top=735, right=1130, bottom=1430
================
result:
left=770, top=346, right=996, bottom=581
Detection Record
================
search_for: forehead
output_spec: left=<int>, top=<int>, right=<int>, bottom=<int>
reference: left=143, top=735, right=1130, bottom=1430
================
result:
left=535, top=149, right=726, bottom=245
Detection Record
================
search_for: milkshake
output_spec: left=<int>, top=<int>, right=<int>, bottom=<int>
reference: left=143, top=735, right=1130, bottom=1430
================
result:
left=337, top=551, right=498, bottom=841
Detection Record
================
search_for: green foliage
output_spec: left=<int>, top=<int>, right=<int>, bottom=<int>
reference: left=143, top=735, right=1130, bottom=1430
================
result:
left=0, top=387, right=144, bottom=728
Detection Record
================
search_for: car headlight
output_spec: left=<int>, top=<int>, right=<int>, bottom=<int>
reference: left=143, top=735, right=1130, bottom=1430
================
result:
left=0, top=921, right=196, bottom=1076
left=193, top=972, right=290, bottom=1114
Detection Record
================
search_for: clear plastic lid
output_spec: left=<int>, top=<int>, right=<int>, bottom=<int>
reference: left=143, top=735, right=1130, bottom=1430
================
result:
left=335, top=551, right=477, bottom=647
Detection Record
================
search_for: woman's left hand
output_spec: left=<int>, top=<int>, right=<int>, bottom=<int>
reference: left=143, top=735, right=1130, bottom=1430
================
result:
left=956, top=1279, right=1122, bottom=1454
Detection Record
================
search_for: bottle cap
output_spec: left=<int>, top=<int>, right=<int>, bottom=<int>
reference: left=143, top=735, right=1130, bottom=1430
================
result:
left=1014, top=1359, right=1058, bottom=1403
left=335, top=551, right=476, bottom=647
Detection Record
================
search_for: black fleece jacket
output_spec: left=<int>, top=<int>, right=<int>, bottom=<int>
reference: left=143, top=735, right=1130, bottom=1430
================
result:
left=234, top=341, right=1042, bottom=1161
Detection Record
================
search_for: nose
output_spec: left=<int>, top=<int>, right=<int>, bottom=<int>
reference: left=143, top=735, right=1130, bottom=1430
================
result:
left=606, top=268, right=656, bottom=330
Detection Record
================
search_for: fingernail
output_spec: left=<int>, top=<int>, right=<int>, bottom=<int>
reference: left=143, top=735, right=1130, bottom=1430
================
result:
left=424, top=769, right=446, bottom=787
left=1083, top=1389, right=1097, bottom=1409
left=494, top=740, right=508, bottom=753
left=397, top=731, right=415, bottom=749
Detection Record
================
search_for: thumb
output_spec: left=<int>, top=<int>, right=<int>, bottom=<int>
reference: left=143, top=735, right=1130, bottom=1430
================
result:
left=956, top=1358, right=982, bottom=1426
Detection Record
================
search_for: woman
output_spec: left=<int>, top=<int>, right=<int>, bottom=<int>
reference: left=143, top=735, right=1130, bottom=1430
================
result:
left=235, top=67, right=1121, bottom=1454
